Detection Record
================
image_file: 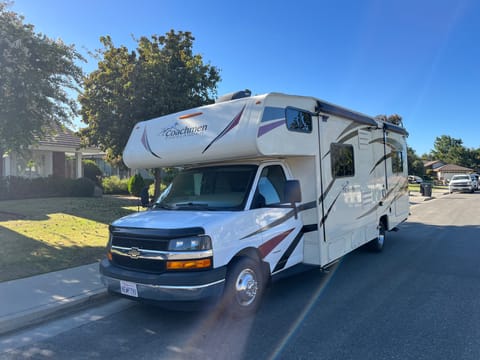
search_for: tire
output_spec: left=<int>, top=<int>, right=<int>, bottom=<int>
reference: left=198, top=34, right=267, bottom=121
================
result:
left=221, top=257, right=266, bottom=317
left=368, top=221, right=386, bottom=252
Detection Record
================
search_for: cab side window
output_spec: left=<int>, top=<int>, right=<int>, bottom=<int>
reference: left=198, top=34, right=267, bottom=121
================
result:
left=252, top=165, right=287, bottom=208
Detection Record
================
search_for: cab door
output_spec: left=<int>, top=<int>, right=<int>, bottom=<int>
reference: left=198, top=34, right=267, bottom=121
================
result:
left=249, top=164, right=304, bottom=274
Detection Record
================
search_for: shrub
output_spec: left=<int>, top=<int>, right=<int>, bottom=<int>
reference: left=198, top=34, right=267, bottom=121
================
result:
left=0, top=176, right=95, bottom=200
left=128, top=174, right=145, bottom=197
left=70, top=177, right=95, bottom=197
left=102, top=176, right=129, bottom=194
left=0, top=177, right=7, bottom=200
left=82, top=160, right=103, bottom=185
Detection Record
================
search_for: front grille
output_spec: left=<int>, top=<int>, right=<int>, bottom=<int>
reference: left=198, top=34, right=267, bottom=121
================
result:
left=111, top=253, right=166, bottom=273
left=112, top=235, right=169, bottom=251
left=109, top=226, right=205, bottom=274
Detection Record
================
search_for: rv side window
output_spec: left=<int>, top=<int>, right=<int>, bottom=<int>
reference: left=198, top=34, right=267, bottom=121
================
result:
left=392, top=151, right=404, bottom=173
left=286, top=107, right=312, bottom=133
left=331, top=143, right=355, bottom=178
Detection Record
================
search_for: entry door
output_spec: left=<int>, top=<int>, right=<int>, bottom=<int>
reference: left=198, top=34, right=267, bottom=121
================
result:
left=52, top=152, right=66, bottom=177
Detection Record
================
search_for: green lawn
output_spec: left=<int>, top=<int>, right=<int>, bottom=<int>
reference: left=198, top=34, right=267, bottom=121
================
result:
left=408, top=183, right=448, bottom=192
left=0, top=196, right=139, bottom=282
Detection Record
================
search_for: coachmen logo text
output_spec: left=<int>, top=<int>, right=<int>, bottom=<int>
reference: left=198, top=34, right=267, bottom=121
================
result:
left=159, top=122, right=208, bottom=139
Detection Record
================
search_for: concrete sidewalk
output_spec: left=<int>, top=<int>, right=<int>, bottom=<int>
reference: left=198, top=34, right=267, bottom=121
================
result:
left=0, top=263, right=109, bottom=336
left=409, top=187, right=449, bottom=206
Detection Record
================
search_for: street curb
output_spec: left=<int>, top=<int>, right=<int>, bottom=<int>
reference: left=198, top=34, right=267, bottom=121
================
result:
left=0, top=287, right=110, bottom=336
left=409, top=191, right=449, bottom=206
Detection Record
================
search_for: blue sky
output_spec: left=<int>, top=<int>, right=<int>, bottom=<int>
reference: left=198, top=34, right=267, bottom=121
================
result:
left=11, top=0, right=480, bottom=155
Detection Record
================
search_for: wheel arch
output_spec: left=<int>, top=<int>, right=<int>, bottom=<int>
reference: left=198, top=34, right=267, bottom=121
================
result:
left=229, top=247, right=271, bottom=281
left=379, top=214, right=389, bottom=231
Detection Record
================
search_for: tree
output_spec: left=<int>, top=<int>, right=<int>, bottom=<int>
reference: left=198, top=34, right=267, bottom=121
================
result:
left=79, top=30, right=220, bottom=197
left=0, top=2, right=84, bottom=158
left=375, top=114, right=403, bottom=126
left=82, top=159, right=102, bottom=185
left=386, top=114, right=403, bottom=126
left=407, top=146, right=424, bottom=176
left=461, top=147, right=480, bottom=170
left=430, top=135, right=468, bottom=166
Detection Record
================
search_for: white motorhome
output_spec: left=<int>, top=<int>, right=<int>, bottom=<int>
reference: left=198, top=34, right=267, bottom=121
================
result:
left=100, top=91, right=409, bottom=315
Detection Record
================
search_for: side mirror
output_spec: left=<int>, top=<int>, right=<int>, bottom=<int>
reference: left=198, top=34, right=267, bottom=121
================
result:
left=284, top=180, right=301, bottom=204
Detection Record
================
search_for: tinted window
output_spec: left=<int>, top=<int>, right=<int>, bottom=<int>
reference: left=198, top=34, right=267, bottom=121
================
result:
left=252, top=165, right=288, bottom=208
left=392, top=151, right=404, bottom=173
left=286, top=107, right=312, bottom=133
left=331, top=143, right=355, bottom=178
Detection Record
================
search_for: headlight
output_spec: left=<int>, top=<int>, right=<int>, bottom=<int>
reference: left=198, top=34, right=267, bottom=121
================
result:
left=168, top=235, right=212, bottom=251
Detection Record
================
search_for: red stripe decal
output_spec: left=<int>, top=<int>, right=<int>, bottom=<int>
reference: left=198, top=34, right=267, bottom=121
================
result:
left=202, top=105, right=245, bottom=153
left=259, top=228, right=295, bottom=258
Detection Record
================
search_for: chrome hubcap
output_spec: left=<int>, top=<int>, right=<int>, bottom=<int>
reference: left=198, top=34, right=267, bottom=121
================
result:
left=235, top=268, right=258, bottom=306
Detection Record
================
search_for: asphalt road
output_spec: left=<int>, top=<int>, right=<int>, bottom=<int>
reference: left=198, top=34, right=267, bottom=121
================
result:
left=1, top=192, right=480, bottom=360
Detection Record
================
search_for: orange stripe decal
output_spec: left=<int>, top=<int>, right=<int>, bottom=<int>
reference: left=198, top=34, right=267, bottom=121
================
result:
left=178, top=112, right=203, bottom=119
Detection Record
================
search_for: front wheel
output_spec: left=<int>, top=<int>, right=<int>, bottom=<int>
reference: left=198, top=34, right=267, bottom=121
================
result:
left=368, top=221, right=386, bottom=252
left=221, top=257, right=266, bottom=317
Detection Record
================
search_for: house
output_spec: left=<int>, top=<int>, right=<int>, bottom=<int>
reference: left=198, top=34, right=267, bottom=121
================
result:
left=423, top=160, right=445, bottom=171
left=422, top=160, right=474, bottom=184
left=1, top=123, right=103, bottom=179
left=433, top=164, right=473, bottom=184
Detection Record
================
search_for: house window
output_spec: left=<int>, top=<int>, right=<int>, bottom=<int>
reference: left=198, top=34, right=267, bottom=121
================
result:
left=331, top=143, right=355, bottom=178
left=392, top=151, right=404, bottom=173
left=286, top=107, right=312, bottom=133
left=15, top=152, right=47, bottom=178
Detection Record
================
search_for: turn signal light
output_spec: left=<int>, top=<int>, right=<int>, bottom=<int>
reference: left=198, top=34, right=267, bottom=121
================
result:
left=166, top=258, right=212, bottom=270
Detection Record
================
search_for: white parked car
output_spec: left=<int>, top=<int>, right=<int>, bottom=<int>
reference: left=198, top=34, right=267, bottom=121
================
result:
left=449, top=174, right=474, bottom=193
left=408, top=175, right=423, bottom=184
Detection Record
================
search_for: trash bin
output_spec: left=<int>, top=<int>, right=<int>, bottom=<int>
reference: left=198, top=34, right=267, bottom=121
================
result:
left=420, top=183, right=425, bottom=196
left=422, top=183, right=432, bottom=197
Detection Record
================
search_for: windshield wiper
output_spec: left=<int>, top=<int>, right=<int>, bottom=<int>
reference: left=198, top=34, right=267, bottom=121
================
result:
left=153, top=203, right=175, bottom=210
left=174, top=202, right=210, bottom=209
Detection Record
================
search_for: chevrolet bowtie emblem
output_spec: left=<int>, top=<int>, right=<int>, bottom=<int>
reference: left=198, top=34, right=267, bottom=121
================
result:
left=127, top=247, right=141, bottom=259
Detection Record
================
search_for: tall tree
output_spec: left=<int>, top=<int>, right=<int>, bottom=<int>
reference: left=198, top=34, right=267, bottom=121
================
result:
left=79, top=30, right=221, bottom=196
left=407, top=146, right=424, bottom=176
left=0, top=2, right=84, bottom=158
left=430, top=135, right=468, bottom=166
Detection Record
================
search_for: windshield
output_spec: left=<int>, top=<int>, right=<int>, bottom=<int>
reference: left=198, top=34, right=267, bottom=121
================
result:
left=452, top=175, right=470, bottom=181
left=155, top=165, right=258, bottom=211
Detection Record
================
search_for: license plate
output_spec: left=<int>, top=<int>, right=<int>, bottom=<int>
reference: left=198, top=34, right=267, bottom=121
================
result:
left=120, top=280, right=138, bottom=298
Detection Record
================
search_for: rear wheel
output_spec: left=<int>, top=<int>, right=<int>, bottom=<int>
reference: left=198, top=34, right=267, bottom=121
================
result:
left=368, top=221, right=386, bottom=252
left=221, top=257, right=266, bottom=317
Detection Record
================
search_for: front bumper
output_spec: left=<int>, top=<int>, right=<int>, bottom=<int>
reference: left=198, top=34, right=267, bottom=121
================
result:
left=449, top=185, right=473, bottom=192
left=99, top=258, right=226, bottom=302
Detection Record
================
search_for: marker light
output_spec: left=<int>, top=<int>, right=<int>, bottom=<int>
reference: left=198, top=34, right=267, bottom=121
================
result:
left=166, top=258, right=212, bottom=270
